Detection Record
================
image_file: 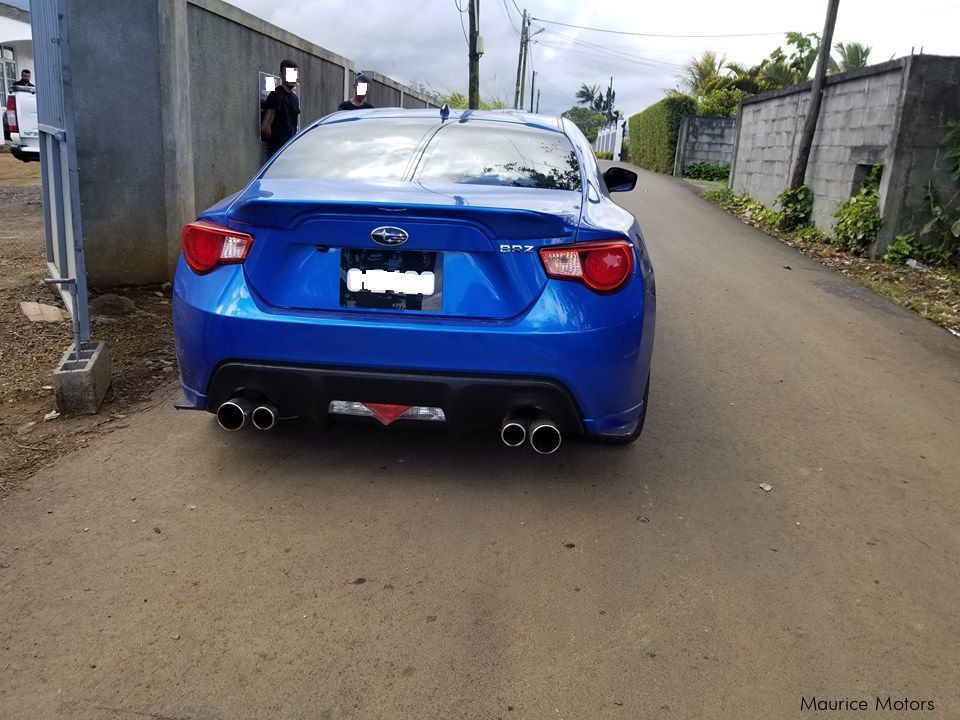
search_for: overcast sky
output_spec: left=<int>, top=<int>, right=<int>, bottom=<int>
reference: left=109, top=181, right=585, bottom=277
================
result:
left=230, top=0, right=960, bottom=116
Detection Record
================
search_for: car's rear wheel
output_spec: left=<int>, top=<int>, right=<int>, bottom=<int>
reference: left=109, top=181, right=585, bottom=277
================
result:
left=585, top=374, right=649, bottom=445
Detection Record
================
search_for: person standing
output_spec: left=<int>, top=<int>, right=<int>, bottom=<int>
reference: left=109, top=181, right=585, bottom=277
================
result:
left=11, top=69, right=33, bottom=89
left=338, top=73, right=374, bottom=111
left=260, top=60, right=301, bottom=155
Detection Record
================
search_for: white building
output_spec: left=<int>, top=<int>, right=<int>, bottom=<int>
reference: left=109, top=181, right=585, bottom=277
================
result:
left=0, top=1, right=32, bottom=95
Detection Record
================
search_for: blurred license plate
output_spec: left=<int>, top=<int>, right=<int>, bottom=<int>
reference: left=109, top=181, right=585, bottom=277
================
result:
left=340, top=249, right=442, bottom=311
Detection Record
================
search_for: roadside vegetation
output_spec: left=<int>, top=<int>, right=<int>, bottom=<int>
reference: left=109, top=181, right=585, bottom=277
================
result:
left=700, top=161, right=960, bottom=335
left=626, top=34, right=874, bottom=174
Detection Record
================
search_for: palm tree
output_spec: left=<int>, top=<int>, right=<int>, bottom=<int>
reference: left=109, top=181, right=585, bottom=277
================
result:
left=680, top=51, right=726, bottom=95
left=575, top=83, right=600, bottom=107
left=829, top=42, right=872, bottom=74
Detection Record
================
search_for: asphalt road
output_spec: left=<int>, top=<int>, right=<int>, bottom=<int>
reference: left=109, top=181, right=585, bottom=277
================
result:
left=2, top=168, right=959, bottom=720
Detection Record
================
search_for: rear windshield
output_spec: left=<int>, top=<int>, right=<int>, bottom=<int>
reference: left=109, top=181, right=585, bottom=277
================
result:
left=263, top=118, right=582, bottom=192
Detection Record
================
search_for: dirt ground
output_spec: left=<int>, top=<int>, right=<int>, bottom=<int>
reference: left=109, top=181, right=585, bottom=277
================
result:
left=0, top=153, right=175, bottom=492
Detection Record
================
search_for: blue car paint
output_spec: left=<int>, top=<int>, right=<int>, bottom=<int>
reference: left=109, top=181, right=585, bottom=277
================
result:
left=173, top=109, right=655, bottom=436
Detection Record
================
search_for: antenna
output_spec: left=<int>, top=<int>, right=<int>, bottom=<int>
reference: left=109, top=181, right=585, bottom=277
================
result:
left=440, top=104, right=450, bottom=121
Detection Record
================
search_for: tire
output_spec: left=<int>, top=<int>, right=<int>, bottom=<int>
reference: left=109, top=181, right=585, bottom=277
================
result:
left=584, top=374, right=649, bottom=445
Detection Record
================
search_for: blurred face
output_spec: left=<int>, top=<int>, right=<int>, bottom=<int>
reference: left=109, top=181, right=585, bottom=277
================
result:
left=356, top=81, right=368, bottom=98
left=282, top=67, right=298, bottom=87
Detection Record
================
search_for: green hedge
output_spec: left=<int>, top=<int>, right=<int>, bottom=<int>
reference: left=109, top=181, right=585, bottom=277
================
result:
left=628, top=94, right=697, bottom=173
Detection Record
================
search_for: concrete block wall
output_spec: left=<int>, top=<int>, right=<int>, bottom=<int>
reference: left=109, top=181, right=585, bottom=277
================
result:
left=731, top=55, right=960, bottom=254
left=877, top=55, right=960, bottom=253
left=673, top=116, right=736, bottom=176
left=186, top=1, right=351, bottom=217
left=350, top=70, right=437, bottom=109
left=731, top=59, right=904, bottom=233
left=66, top=0, right=439, bottom=285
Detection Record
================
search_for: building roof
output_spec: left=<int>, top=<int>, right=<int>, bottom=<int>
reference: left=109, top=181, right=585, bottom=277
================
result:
left=0, top=2, right=30, bottom=24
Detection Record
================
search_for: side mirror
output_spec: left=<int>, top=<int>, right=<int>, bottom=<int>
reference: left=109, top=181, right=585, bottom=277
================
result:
left=602, top=166, right=638, bottom=193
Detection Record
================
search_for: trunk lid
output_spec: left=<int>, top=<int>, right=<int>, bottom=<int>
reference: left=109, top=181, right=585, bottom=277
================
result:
left=227, top=179, right=583, bottom=320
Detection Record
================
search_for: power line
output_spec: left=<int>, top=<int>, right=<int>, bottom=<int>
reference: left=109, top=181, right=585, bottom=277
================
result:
left=532, top=40, right=683, bottom=76
left=530, top=16, right=787, bottom=38
left=537, top=27, right=685, bottom=70
left=455, top=0, right=468, bottom=45
left=499, top=0, right=521, bottom=35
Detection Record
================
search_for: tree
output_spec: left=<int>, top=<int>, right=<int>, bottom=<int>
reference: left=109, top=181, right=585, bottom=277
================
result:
left=575, top=83, right=600, bottom=108
left=680, top=51, right=726, bottom=95
left=698, top=88, right=748, bottom=118
left=598, top=85, right=618, bottom=123
left=829, top=42, right=872, bottom=73
left=561, top=106, right=604, bottom=143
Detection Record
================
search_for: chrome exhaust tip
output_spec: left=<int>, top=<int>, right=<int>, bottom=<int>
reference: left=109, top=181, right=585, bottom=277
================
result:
left=216, top=398, right=251, bottom=431
left=500, top=414, right=527, bottom=447
left=529, top=418, right=562, bottom=455
left=251, top=403, right=278, bottom=431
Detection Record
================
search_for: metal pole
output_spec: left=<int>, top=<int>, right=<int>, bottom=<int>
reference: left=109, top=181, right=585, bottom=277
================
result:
left=535, top=88, right=540, bottom=113
left=529, top=71, right=536, bottom=113
left=789, top=0, right=840, bottom=189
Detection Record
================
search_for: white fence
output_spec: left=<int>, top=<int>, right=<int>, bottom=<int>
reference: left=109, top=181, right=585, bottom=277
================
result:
left=594, top=121, right=623, bottom=158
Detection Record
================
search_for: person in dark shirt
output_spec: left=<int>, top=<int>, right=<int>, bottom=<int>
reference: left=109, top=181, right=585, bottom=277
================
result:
left=338, top=73, right=374, bottom=111
left=11, top=69, right=33, bottom=88
left=261, top=60, right=301, bottom=155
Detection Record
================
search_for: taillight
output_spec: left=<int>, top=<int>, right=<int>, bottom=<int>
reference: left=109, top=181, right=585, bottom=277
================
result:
left=6, top=95, right=17, bottom=134
left=181, top=221, right=253, bottom=274
left=539, top=240, right=634, bottom=293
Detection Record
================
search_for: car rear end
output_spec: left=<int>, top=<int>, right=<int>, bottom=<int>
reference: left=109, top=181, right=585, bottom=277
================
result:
left=5, top=88, right=40, bottom=162
left=173, top=110, right=655, bottom=448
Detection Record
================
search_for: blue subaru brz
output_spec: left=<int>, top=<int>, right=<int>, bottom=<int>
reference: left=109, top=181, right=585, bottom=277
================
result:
left=173, top=108, right=655, bottom=453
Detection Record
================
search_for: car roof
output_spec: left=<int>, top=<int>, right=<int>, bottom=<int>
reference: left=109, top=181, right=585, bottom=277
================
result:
left=322, top=107, right=564, bottom=132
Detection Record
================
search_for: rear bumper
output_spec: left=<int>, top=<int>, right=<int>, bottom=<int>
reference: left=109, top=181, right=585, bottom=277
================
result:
left=173, top=258, right=655, bottom=436
left=206, top=362, right=583, bottom=433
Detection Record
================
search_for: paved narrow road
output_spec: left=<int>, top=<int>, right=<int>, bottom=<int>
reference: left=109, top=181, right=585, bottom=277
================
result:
left=2, top=168, right=959, bottom=720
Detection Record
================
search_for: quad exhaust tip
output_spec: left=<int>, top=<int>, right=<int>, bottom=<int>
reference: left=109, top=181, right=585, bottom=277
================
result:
left=528, top=418, right=562, bottom=455
left=252, top=403, right=278, bottom=431
left=216, top=398, right=252, bottom=431
left=500, top=415, right=527, bottom=447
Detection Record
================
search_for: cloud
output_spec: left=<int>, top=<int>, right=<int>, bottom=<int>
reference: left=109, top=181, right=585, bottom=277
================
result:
left=230, top=0, right=960, bottom=117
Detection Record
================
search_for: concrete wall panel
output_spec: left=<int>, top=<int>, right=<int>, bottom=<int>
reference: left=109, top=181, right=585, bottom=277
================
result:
left=187, top=3, right=347, bottom=214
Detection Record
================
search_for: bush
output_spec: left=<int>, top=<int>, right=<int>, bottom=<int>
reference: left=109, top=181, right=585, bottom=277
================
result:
left=595, top=151, right=614, bottom=160
left=774, top=185, right=813, bottom=230
left=697, top=88, right=748, bottom=118
left=833, top=165, right=883, bottom=253
left=683, top=162, right=730, bottom=181
left=562, top=106, right=605, bottom=144
left=627, top=92, right=697, bottom=173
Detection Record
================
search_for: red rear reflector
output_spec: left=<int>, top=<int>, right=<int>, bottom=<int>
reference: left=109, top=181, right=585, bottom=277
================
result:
left=540, top=240, right=634, bottom=292
left=181, top=221, right=253, bottom=274
left=362, top=403, right=413, bottom=425
left=6, top=95, right=17, bottom=134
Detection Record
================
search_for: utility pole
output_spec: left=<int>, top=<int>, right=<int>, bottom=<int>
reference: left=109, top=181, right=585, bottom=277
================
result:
left=535, top=89, right=540, bottom=113
left=513, top=9, right=527, bottom=109
left=529, top=70, right=537, bottom=113
left=468, top=0, right=480, bottom=110
left=607, top=76, right=613, bottom=121
left=789, top=0, right=840, bottom=189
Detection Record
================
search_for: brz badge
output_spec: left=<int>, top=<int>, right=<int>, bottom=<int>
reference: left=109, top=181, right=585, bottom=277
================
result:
left=371, top=226, right=409, bottom=247
left=499, top=244, right=534, bottom=253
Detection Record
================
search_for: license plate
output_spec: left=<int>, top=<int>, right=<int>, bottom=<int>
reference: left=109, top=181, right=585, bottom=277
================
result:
left=340, top=249, right=442, bottom=311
